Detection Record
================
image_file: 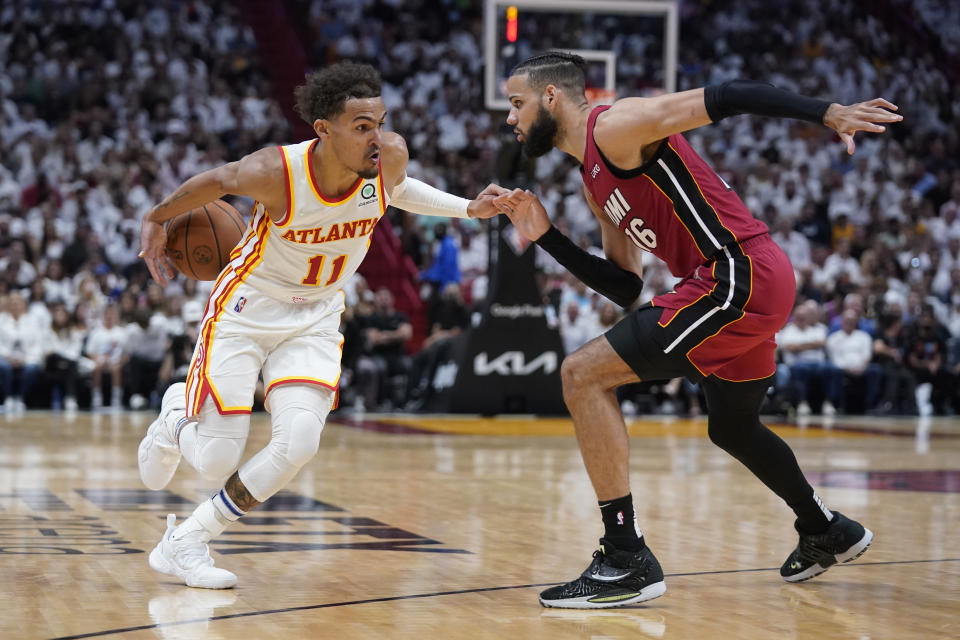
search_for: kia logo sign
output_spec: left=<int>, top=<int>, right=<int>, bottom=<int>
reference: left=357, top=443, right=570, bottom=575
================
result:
left=474, top=351, right=558, bottom=376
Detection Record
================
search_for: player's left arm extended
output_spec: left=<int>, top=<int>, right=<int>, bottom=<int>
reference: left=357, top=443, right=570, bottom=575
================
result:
left=598, top=82, right=901, bottom=157
left=380, top=133, right=503, bottom=218
left=494, top=189, right=643, bottom=308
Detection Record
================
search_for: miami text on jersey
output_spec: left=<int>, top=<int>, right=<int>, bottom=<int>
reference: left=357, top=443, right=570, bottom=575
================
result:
left=603, top=187, right=658, bottom=252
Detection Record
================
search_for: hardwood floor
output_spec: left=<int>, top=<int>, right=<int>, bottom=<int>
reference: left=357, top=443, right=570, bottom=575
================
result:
left=1, top=410, right=957, bottom=639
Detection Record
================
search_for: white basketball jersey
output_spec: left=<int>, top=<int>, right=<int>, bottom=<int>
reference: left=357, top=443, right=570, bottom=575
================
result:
left=226, top=139, right=389, bottom=303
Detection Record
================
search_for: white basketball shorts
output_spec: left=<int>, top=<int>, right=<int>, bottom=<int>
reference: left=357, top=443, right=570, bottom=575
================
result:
left=185, top=281, right=345, bottom=417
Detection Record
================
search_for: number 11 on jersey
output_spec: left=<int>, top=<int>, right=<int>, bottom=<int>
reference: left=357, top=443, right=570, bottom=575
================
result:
left=302, top=254, right=347, bottom=286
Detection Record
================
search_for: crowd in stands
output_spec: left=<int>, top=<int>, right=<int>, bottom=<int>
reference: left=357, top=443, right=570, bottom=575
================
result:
left=530, top=0, right=960, bottom=417
left=1, top=0, right=958, bottom=416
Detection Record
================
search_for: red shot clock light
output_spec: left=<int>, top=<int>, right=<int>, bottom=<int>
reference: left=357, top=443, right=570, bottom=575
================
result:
left=506, top=6, right=518, bottom=42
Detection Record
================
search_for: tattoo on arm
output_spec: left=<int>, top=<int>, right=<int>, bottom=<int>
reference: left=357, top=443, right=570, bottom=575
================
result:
left=225, top=471, right=261, bottom=512
left=155, top=190, right=191, bottom=211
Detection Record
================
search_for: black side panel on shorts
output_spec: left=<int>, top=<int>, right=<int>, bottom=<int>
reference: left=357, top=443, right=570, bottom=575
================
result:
left=605, top=304, right=704, bottom=382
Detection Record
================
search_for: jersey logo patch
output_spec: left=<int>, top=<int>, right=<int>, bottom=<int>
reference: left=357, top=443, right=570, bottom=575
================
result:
left=234, top=297, right=247, bottom=313
left=591, top=163, right=600, bottom=178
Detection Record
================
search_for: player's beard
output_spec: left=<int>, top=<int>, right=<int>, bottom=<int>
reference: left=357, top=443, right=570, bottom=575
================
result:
left=521, top=104, right=559, bottom=158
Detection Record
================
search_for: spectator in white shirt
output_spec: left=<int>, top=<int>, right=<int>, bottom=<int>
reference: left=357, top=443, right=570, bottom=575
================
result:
left=125, top=302, right=170, bottom=410
left=822, top=239, right=862, bottom=287
left=773, top=178, right=806, bottom=221
left=42, top=259, right=74, bottom=309
left=796, top=164, right=822, bottom=203
left=26, top=279, right=52, bottom=329
left=929, top=188, right=960, bottom=239
left=43, top=303, right=86, bottom=411
left=932, top=237, right=960, bottom=297
left=0, top=292, right=44, bottom=412
left=84, top=304, right=127, bottom=410
left=0, top=239, right=38, bottom=289
left=772, top=217, right=811, bottom=270
left=559, top=300, right=602, bottom=356
left=826, top=309, right=882, bottom=412
left=776, top=300, right=843, bottom=415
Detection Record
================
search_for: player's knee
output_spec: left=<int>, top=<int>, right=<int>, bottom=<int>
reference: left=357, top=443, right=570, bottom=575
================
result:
left=266, top=385, right=332, bottom=468
left=707, top=411, right=754, bottom=452
left=283, top=410, right=323, bottom=467
left=706, top=415, right=731, bottom=450
left=195, top=438, right=244, bottom=480
left=560, top=351, right=591, bottom=392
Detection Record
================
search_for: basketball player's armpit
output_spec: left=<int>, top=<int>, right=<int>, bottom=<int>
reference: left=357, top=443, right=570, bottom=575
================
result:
left=704, top=80, right=832, bottom=124
left=535, top=226, right=643, bottom=308
left=225, top=472, right=261, bottom=511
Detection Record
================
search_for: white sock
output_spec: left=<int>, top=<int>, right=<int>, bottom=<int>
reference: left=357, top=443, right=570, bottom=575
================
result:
left=211, top=488, right=246, bottom=523
left=173, top=491, right=244, bottom=541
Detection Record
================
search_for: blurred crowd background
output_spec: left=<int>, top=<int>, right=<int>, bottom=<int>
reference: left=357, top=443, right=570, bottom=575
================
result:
left=1, top=0, right=958, bottom=417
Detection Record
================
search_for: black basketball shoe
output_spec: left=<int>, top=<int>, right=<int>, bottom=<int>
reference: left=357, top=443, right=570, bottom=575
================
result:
left=539, top=539, right=666, bottom=609
left=780, top=511, right=873, bottom=583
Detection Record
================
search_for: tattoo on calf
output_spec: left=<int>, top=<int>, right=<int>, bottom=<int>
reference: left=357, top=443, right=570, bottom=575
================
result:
left=225, top=472, right=261, bottom=512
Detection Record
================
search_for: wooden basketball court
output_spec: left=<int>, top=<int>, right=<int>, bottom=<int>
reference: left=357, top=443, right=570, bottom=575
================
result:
left=2, top=410, right=958, bottom=639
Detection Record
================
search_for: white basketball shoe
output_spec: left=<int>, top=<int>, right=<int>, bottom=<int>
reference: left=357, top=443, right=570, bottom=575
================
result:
left=138, top=383, right=187, bottom=490
left=149, top=514, right=238, bottom=589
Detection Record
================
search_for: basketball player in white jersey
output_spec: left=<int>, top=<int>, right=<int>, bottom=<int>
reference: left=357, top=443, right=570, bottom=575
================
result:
left=137, top=62, right=503, bottom=588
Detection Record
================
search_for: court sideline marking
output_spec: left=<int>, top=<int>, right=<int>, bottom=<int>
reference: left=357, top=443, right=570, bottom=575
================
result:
left=50, top=557, right=960, bottom=639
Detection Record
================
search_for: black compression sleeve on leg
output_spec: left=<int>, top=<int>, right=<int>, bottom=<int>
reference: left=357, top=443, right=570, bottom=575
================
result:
left=534, top=226, right=643, bottom=308
left=704, top=80, right=832, bottom=124
left=702, top=377, right=830, bottom=532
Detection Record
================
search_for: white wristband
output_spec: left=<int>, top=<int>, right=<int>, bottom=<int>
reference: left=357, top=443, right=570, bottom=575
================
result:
left=390, top=176, right=470, bottom=218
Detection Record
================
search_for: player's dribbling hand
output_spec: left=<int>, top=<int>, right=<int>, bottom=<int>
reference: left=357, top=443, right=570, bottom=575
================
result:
left=493, top=189, right=551, bottom=241
left=139, top=217, right=176, bottom=286
left=823, top=98, right=902, bottom=155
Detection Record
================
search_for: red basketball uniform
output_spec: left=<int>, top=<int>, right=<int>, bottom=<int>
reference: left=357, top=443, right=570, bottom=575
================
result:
left=581, top=105, right=795, bottom=381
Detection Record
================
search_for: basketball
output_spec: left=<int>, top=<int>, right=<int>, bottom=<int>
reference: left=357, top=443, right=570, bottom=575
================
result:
left=165, top=200, right=246, bottom=280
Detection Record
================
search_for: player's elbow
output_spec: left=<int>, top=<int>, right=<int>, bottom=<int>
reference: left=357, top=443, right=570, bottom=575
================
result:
left=211, top=162, right=241, bottom=194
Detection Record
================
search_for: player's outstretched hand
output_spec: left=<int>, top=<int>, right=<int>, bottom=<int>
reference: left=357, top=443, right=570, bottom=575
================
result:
left=823, top=98, right=902, bottom=155
left=468, top=183, right=511, bottom=219
left=477, top=183, right=510, bottom=200
left=139, top=217, right=176, bottom=286
left=493, top=189, right=551, bottom=241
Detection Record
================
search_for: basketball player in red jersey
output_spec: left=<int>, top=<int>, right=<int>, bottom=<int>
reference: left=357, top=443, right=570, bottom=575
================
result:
left=493, top=52, right=902, bottom=608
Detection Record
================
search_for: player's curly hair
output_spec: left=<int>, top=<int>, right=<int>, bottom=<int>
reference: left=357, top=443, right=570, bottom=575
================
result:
left=511, top=51, right=587, bottom=98
left=294, top=62, right=382, bottom=123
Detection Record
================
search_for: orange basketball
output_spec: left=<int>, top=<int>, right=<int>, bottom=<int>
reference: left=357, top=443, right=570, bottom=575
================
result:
left=165, top=200, right=246, bottom=280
